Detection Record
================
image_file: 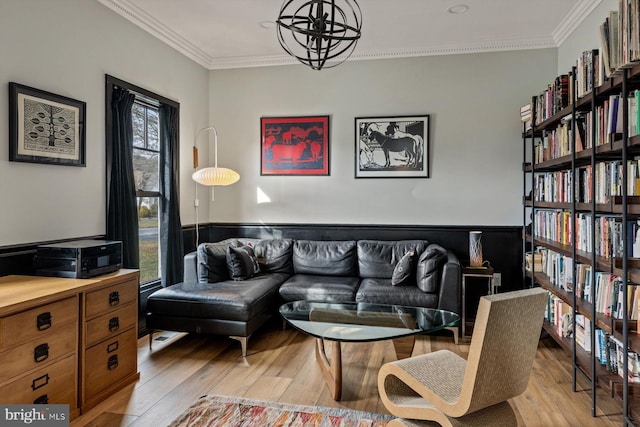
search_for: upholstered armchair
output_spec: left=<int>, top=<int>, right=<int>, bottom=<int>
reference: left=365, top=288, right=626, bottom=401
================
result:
left=378, top=287, right=548, bottom=426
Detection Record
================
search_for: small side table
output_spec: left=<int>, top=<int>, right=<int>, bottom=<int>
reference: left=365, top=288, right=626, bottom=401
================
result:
left=462, top=266, right=495, bottom=338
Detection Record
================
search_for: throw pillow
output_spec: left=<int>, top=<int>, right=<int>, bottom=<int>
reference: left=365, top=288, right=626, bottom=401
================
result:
left=391, top=250, right=416, bottom=286
left=197, top=239, right=240, bottom=283
left=416, top=245, right=448, bottom=293
left=226, top=245, right=261, bottom=280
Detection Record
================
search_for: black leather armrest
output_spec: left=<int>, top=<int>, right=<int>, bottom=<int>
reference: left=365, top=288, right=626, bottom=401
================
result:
left=184, top=251, right=198, bottom=283
left=438, top=250, right=461, bottom=315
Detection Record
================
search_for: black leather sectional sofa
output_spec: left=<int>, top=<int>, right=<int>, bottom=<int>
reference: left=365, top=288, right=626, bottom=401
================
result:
left=146, top=238, right=461, bottom=356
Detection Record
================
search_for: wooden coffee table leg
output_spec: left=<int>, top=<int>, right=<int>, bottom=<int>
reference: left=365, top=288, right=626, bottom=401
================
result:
left=392, top=335, right=416, bottom=359
left=315, top=338, right=342, bottom=400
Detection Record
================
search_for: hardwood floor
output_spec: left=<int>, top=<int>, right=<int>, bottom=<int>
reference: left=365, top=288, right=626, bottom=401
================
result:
left=71, top=320, right=624, bottom=426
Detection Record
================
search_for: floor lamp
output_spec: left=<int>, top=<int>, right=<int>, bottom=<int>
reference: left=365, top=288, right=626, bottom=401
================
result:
left=192, top=126, right=240, bottom=246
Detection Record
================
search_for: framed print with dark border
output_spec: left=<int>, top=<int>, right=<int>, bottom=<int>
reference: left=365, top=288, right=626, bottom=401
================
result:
left=9, top=82, right=86, bottom=166
left=355, top=115, right=429, bottom=178
left=261, top=115, right=329, bottom=175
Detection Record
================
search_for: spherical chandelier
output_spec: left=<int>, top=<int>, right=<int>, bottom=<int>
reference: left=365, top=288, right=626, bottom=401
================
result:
left=276, top=0, right=362, bottom=70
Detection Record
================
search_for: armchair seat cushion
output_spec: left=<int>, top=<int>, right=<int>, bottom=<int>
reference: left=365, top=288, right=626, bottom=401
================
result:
left=279, top=274, right=361, bottom=302
left=148, top=272, right=289, bottom=322
left=355, top=278, right=439, bottom=308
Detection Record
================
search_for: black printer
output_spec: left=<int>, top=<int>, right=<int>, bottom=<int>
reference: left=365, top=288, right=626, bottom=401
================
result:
left=35, top=239, right=122, bottom=278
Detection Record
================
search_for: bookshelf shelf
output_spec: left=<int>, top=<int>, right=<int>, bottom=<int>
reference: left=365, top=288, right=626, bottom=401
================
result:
left=537, top=271, right=616, bottom=333
left=523, top=9, right=640, bottom=422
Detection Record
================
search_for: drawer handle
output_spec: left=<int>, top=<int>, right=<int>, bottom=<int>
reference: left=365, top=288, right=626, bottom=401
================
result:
left=31, top=373, right=49, bottom=391
left=109, top=291, right=120, bottom=306
left=37, top=312, right=52, bottom=331
left=108, top=355, right=119, bottom=371
left=107, top=341, right=119, bottom=353
left=34, top=395, right=49, bottom=404
left=34, top=343, right=49, bottom=363
left=109, top=317, right=120, bottom=332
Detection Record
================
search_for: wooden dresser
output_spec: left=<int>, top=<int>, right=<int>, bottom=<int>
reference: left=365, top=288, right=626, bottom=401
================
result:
left=0, top=270, right=139, bottom=419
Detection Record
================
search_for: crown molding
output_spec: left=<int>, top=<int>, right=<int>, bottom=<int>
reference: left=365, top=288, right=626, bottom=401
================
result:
left=209, top=36, right=558, bottom=70
left=98, top=0, right=591, bottom=71
left=552, top=0, right=601, bottom=45
left=97, top=0, right=213, bottom=68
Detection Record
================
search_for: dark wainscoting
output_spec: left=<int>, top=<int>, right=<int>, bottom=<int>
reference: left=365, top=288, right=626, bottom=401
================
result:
left=185, top=222, right=525, bottom=293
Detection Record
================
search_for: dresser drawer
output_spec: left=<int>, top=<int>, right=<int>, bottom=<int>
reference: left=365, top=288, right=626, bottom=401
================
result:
left=0, top=296, right=77, bottom=350
left=85, top=303, right=137, bottom=347
left=0, top=354, right=76, bottom=406
left=85, top=280, right=137, bottom=319
left=83, top=327, right=137, bottom=399
left=0, top=326, right=76, bottom=385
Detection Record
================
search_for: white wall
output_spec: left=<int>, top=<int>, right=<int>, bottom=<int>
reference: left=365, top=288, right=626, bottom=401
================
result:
left=558, top=0, right=619, bottom=73
left=0, top=0, right=562, bottom=248
left=0, top=0, right=209, bottom=246
left=208, top=49, right=557, bottom=226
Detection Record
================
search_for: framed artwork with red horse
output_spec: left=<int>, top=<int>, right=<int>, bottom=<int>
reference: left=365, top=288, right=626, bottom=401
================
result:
left=261, top=115, right=330, bottom=176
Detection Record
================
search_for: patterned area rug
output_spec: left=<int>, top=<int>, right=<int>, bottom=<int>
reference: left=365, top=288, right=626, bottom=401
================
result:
left=168, top=395, right=394, bottom=426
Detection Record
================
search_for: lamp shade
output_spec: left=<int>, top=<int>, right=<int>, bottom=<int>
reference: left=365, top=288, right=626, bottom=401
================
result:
left=192, top=126, right=240, bottom=186
left=192, top=167, right=240, bottom=186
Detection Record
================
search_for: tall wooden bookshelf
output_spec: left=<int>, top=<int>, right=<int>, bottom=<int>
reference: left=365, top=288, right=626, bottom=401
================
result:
left=523, top=48, right=640, bottom=426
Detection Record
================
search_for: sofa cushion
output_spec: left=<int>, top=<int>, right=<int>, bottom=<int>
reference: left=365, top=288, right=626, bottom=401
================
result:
left=416, top=244, right=448, bottom=293
left=293, top=240, right=357, bottom=276
left=226, top=246, right=261, bottom=280
left=279, top=274, right=361, bottom=302
left=197, top=239, right=240, bottom=283
left=252, top=238, right=294, bottom=274
left=355, top=278, right=439, bottom=308
left=357, top=240, right=427, bottom=279
left=391, top=250, right=416, bottom=286
left=147, top=273, right=289, bottom=322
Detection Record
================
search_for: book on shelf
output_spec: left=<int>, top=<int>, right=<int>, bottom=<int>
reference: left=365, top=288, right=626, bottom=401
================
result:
left=606, top=95, right=623, bottom=137
left=600, top=16, right=612, bottom=78
left=575, top=314, right=592, bottom=352
left=610, top=10, right=620, bottom=71
left=543, top=292, right=573, bottom=338
left=525, top=251, right=543, bottom=272
left=630, top=91, right=638, bottom=137
left=575, top=113, right=586, bottom=152
left=576, top=49, right=600, bottom=98
left=602, top=1, right=640, bottom=72
left=607, top=335, right=640, bottom=382
left=596, top=329, right=609, bottom=365
left=530, top=75, right=570, bottom=125
left=520, top=103, right=532, bottom=130
left=633, top=0, right=640, bottom=62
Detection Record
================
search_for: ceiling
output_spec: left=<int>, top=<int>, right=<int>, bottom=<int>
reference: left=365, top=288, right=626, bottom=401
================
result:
left=97, top=0, right=600, bottom=70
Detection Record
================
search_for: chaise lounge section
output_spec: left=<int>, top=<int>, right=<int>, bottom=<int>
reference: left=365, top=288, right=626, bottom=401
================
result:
left=146, top=238, right=461, bottom=356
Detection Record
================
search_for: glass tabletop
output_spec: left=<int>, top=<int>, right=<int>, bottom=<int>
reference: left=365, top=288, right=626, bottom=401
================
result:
left=279, top=300, right=459, bottom=342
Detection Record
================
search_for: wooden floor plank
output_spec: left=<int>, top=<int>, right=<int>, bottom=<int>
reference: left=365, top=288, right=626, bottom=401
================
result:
left=127, top=356, right=240, bottom=427
left=243, top=375, right=293, bottom=401
left=71, top=324, right=627, bottom=427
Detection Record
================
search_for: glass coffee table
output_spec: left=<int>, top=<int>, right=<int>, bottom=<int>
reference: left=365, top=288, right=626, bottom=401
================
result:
left=279, top=300, right=459, bottom=400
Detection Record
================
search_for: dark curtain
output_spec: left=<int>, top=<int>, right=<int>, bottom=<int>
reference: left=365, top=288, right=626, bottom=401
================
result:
left=106, top=87, right=139, bottom=269
left=159, top=104, right=184, bottom=286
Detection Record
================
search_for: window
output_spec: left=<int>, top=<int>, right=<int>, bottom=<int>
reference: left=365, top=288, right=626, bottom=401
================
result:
left=132, top=101, right=161, bottom=284
left=106, top=74, right=182, bottom=306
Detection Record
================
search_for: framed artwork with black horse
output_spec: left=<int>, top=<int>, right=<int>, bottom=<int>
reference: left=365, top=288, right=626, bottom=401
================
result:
left=355, top=115, right=429, bottom=178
